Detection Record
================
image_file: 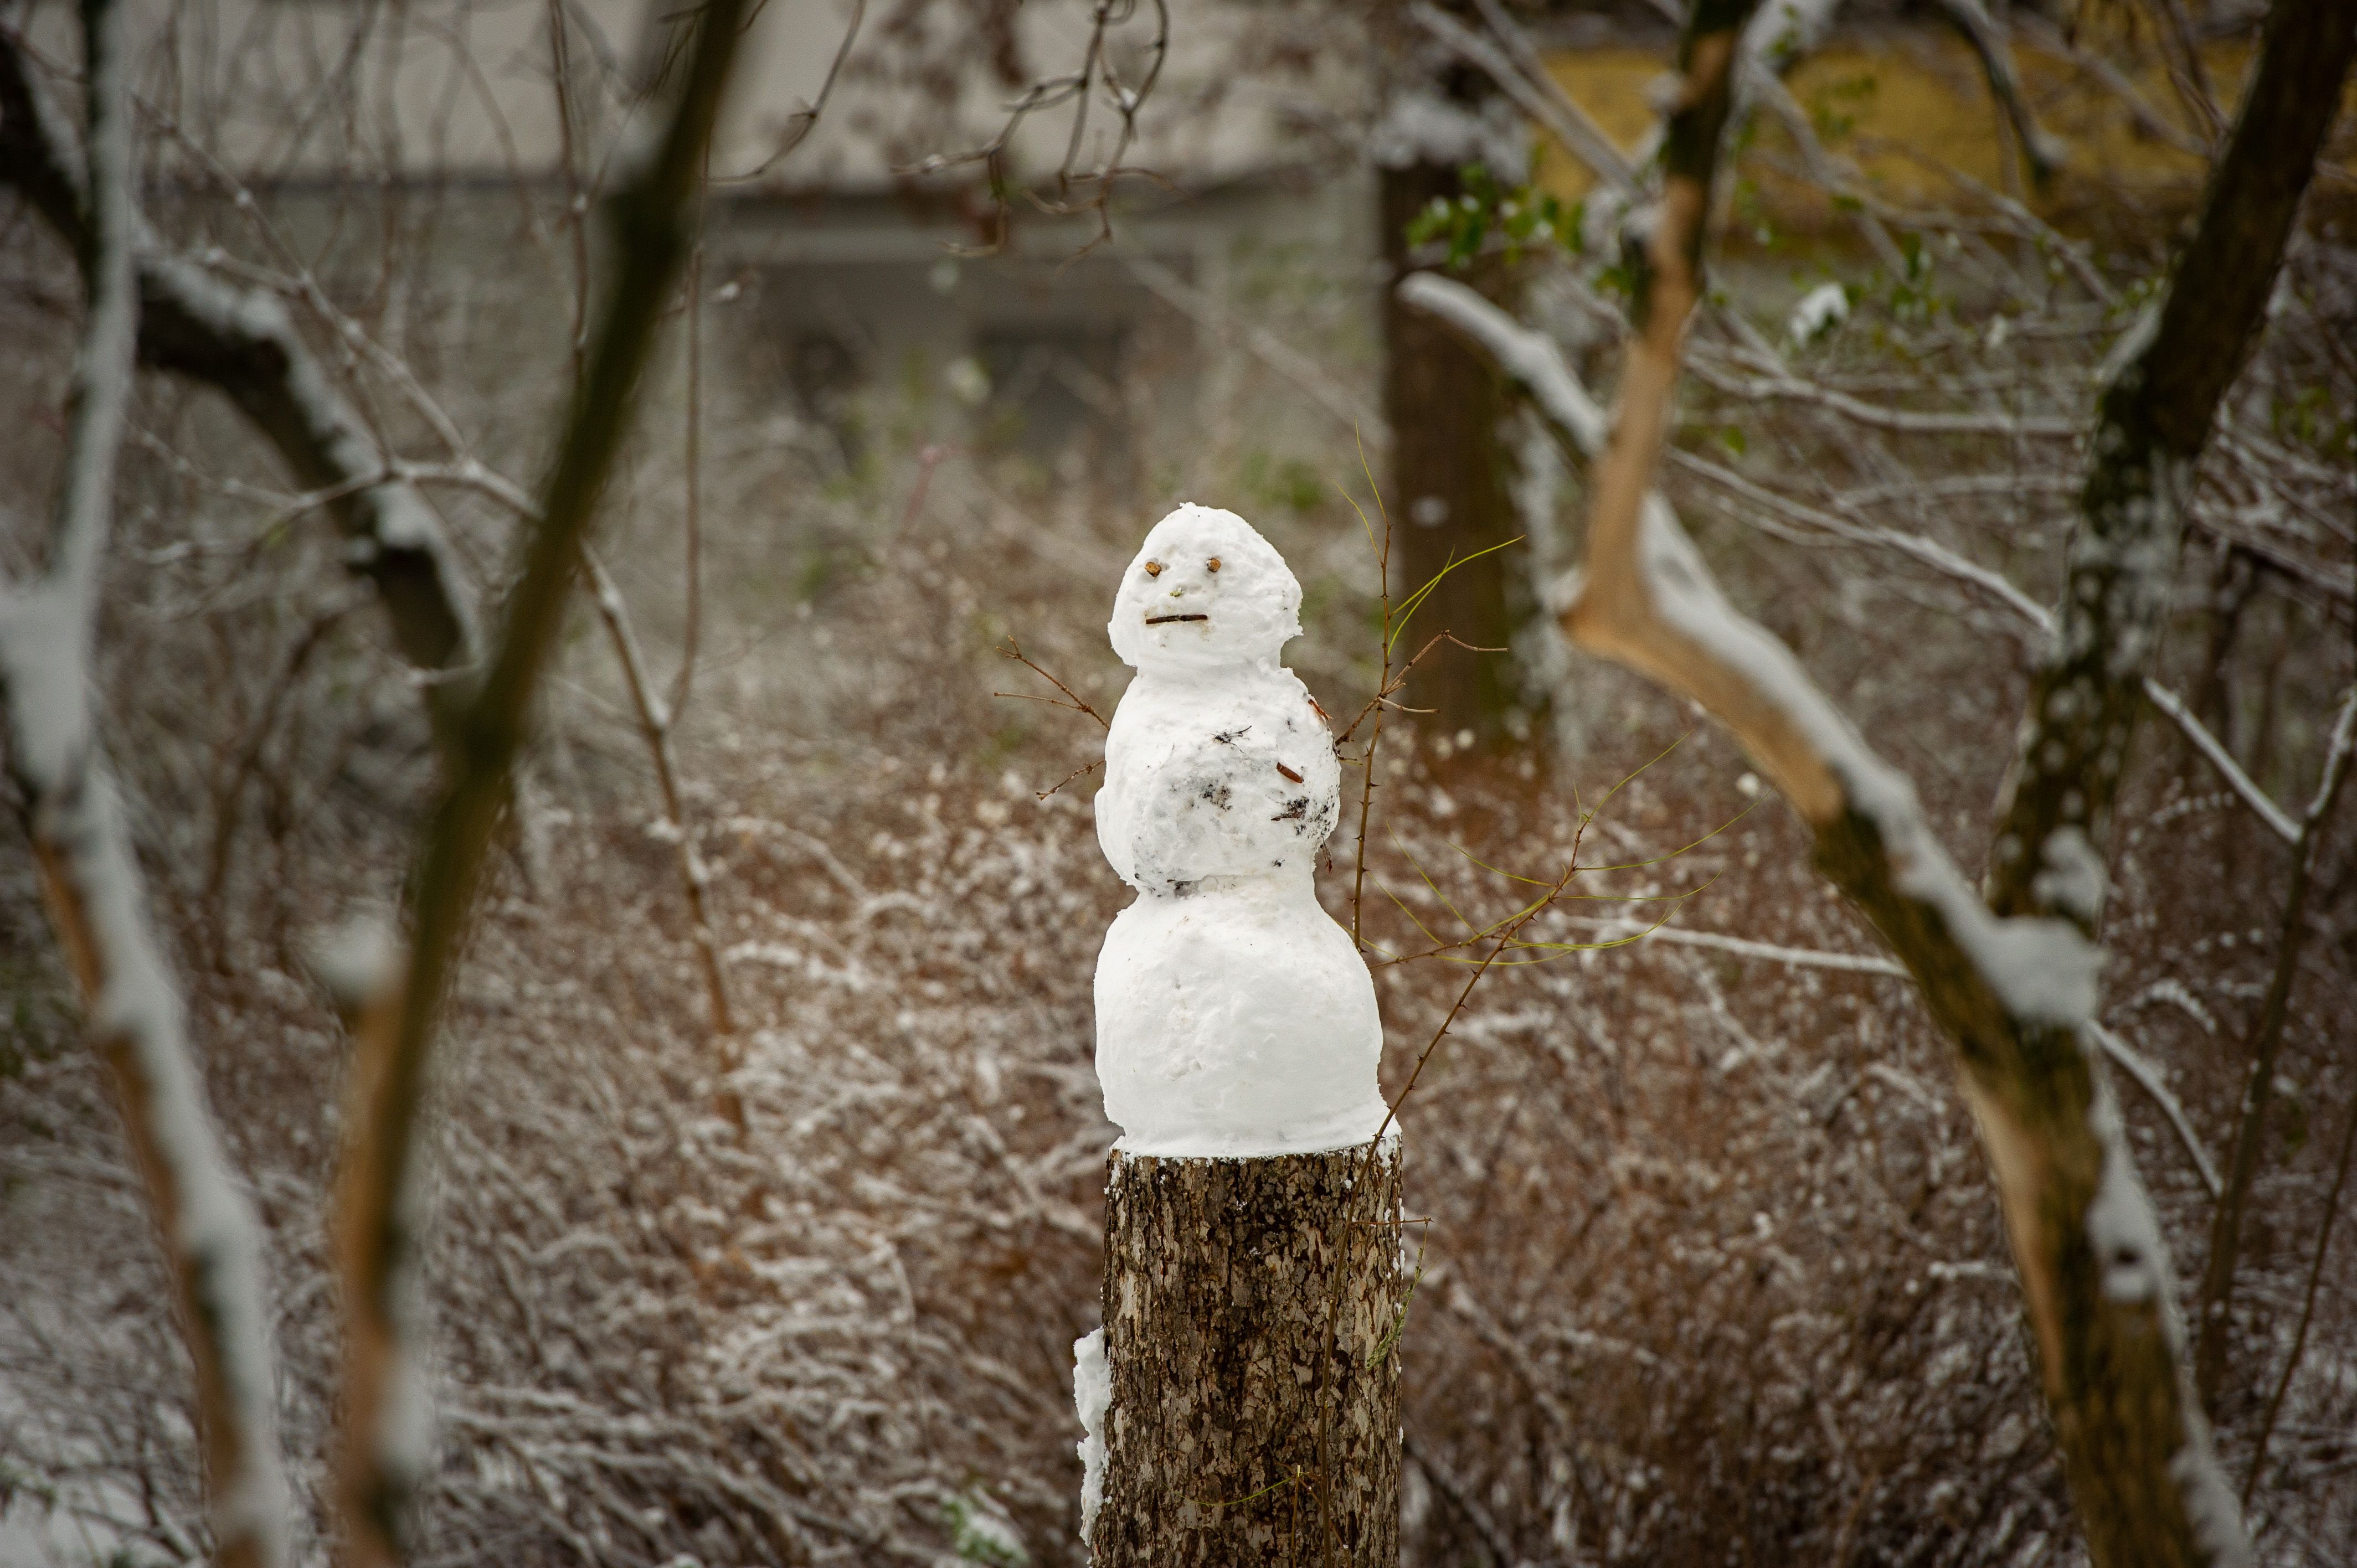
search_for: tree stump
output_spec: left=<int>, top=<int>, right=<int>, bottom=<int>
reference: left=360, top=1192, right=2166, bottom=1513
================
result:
left=1091, top=1141, right=1405, bottom=1566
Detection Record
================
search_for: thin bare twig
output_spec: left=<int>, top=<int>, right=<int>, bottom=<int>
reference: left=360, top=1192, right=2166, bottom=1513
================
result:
left=671, top=227, right=706, bottom=721
left=1033, top=756, right=1106, bottom=801
left=900, top=0, right=1170, bottom=258
left=717, top=0, right=866, bottom=181
left=584, top=545, right=736, bottom=1041
left=995, top=636, right=1108, bottom=728
left=2194, top=682, right=2357, bottom=1405
left=2242, top=1085, right=2357, bottom=1508
left=1411, top=0, right=1635, bottom=194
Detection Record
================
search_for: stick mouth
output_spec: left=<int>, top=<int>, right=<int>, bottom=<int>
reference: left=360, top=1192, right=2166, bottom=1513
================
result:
left=1144, top=613, right=1209, bottom=625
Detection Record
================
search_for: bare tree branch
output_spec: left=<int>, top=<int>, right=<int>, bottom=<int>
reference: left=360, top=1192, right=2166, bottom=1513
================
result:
left=1926, top=0, right=2066, bottom=189
left=900, top=0, right=1171, bottom=258
left=0, top=25, right=483, bottom=754
left=583, top=545, right=735, bottom=1041
left=0, top=5, right=290, bottom=1564
left=716, top=0, right=866, bottom=182
left=2016, top=12, right=2208, bottom=159
left=1409, top=0, right=1635, bottom=194
left=2193, top=682, right=2357, bottom=1405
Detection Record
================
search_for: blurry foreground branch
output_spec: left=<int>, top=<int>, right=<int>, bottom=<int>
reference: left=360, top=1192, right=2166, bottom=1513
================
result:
left=332, top=4, right=752, bottom=1562
left=0, top=4, right=290, bottom=1565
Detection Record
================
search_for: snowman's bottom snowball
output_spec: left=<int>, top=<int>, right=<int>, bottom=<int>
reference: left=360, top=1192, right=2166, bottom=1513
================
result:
left=1093, top=878, right=1389, bottom=1157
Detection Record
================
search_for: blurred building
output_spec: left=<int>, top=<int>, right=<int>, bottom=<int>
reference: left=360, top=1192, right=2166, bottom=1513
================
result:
left=61, top=0, right=1376, bottom=486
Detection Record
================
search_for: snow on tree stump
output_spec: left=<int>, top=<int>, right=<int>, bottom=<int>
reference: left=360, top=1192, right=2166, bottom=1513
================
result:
left=1091, top=1142, right=1404, bottom=1566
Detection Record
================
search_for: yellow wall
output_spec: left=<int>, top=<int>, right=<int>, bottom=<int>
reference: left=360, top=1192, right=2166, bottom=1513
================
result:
left=1530, top=33, right=2338, bottom=228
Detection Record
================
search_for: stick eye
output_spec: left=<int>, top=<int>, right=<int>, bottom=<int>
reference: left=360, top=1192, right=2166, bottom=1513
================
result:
left=1144, top=560, right=1163, bottom=577
left=1207, top=557, right=1221, bottom=573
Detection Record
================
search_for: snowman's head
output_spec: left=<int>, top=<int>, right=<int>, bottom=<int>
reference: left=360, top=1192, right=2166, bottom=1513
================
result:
left=1109, top=504, right=1300, bottom=674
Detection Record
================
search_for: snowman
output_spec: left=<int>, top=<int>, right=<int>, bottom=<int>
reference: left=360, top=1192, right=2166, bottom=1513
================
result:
left=1092, top=503, right=1390, bottom=1157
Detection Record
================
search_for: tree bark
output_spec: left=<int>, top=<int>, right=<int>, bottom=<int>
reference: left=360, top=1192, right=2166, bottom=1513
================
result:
left=1381, top=157, right=1529, bottom=752
left=1094, top=1143, right=1406, bottom=1567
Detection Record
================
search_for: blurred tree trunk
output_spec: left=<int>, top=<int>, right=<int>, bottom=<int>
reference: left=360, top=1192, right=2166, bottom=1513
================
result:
left=1092, top=1145, right=1405, bottom=1566
left=1976, top=0, right=2357, bottom=1454
left=1380, top=112, right=1529, bottom=752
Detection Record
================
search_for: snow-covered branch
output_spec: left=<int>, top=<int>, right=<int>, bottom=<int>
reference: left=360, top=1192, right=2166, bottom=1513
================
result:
left=1681, top=350, right=2078, bottom=439
left=1408, top=0, right=1634, bottom=194
left=0, top=6, right=289, bottom=1565
left=1401, top=272, right=2303, bottom=852
left=1399, top=0, right=2284, bottom=1551
left=0, top=27, right=482, bottom=753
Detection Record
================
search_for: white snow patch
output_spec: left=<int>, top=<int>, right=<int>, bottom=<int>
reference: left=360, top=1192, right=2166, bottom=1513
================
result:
left=1073, top=1329, right=1110, bottom=1546
left=1092, top=507, right=1390, bottom=1158
left=1743, top=0, right=1841, bottom=77
left=2083, top=1072, right=2166, bottom=1306
left=1784, top=282, right=1849, bottom=346
left=1370, top=85, right=1528, bottom=176
left=2171, top=1440, right=2251, bottom=1568
left=2029, top=826, right=2106, bottom=925
left=307, top=908, right=400, bottom=1008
